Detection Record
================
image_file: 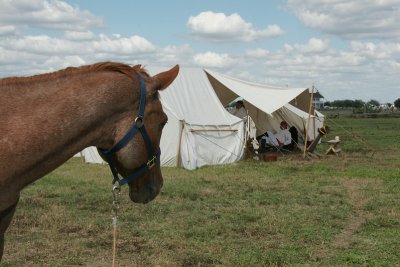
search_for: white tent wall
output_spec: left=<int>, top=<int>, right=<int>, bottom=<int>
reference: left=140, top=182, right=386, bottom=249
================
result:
left=78, top=121, right=245, bottom=169
left=179, top=122, right=245, bottom=170
left=78, top=147, right=105, bottom=164
left=159, top=106, right=182, bottom=167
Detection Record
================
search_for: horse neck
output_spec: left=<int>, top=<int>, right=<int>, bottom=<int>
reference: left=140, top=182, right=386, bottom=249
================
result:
left=0, top=71, right=137, bottom=191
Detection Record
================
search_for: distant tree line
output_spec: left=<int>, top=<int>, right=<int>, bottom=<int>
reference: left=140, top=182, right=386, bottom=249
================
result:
left=395, top=98, right=400, bottom=108
left=325, top=98, right=400, bottom=108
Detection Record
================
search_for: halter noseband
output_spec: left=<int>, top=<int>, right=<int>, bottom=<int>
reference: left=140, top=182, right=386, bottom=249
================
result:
left=98, top=73, right=160, bottom=186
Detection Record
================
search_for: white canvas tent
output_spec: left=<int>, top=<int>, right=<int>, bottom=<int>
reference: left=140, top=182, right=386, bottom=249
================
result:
left=154, top=68, right=245, bottom=169
left=74, top=147, right=105, bottom=164
left=77, top=67, right=324, bottom=168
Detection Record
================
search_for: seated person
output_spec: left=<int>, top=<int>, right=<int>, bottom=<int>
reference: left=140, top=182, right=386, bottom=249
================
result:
left=229, top=100, right=247, bottom=120
left=258, top=121, right=293, bottom=150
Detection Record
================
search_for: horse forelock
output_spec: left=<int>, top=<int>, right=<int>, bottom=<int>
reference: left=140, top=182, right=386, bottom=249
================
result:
left=0, top=62, right=150, bottom=86
left=132, top=64, right=150, bottom=78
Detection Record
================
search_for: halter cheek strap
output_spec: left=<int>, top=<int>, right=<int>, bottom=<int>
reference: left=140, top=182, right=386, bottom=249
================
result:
left=98, top=73, right=160, bottom=186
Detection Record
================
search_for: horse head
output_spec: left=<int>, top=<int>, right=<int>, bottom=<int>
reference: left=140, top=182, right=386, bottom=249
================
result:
left=99, top=64, right=179, bottom=204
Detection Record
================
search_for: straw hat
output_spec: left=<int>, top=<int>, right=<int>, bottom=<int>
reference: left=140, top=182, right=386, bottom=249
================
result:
left=328, top=136, right=340, bottom=143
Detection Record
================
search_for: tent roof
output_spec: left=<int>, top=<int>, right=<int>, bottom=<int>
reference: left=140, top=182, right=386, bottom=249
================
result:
left=283, top=103, right=312, bottom=119
left=205, top=69, right=307, bottom=115
left=149, top=67, right=241, bottom=126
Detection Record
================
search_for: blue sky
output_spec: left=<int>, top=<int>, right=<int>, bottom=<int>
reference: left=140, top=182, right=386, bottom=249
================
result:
left=1, top=0, right=399, bottom=103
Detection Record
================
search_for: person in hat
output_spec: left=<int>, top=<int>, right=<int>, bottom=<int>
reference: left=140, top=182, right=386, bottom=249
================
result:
left=259, top=120, right=292, bottom=149
left=275, top=121, right=292, bottom=148
left=229, top=100, right=247, bottom=120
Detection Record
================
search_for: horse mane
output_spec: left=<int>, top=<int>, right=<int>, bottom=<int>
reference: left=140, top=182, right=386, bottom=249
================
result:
left=0, top=62, right=150, bottom=86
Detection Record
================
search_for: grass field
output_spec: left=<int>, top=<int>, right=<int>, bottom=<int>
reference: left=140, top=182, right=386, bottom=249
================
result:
left=1, top=116, right=400, bottom=266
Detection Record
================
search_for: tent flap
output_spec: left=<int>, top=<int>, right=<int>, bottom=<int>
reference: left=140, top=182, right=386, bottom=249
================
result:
left=205, top=69, right=307, bottom=114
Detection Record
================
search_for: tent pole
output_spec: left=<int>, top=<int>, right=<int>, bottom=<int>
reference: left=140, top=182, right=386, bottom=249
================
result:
left=243, top=115, right=249, bottom=159
left=177, top=120, right=184, bottom=167
left=244, top=115, right=248, bottom=147
left=80, top=151, right=85, bottom=163
left=313, top=116, right=316, bottom=141
left=303, top=86, right=314, bottom=158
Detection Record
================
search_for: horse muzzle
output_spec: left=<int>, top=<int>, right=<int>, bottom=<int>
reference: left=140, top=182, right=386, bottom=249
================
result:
left=128, top=171, right=163, bottom=203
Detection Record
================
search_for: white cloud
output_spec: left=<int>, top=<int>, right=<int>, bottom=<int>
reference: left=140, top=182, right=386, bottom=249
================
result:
left=38, top=55, right=86, bottom=72
left=1, top=31, right=397, bottom=102
left=284, top=38, right=329, bottom=53
left=0, top=25, right=16, bottom=36
left=216, top=36, right=400, bottom=102
left=156, top=44, right=193, bottom=64
left=93, top=34, right=156, bottom=54
left=187, top=11, right=284, bottom=42
left=0, top=0, right=104, bottom=31
left=0, top=33, right=156, bottom=57
left=350, top=41, right=400, bottom=60
left=63, top=31, right=96, bottom=41
left=193, top=52, right=235, bottom=68
left=245, top=48, right=270, bottom=58
left=0, top=1, right=398, bottom=104
left=287, top=0, right=400, bottom=40
left=0, top=35, right=90, bottom=55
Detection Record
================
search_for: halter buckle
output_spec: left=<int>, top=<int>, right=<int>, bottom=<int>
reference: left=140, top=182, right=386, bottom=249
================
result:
left=134, top=116, right=144, bottom=128
left=147, top=155, right=157, bottom=169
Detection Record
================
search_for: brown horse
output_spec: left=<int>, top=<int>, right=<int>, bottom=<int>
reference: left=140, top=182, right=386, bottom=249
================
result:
left=0, top=62, right=179, bottom=260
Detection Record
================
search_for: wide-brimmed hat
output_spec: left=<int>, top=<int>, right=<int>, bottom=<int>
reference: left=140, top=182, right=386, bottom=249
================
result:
left=328, top=136, right=340, bottom=143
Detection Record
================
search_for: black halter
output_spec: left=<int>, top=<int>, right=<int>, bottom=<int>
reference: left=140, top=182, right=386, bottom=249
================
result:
left=98, top=73, right=160, bottom=186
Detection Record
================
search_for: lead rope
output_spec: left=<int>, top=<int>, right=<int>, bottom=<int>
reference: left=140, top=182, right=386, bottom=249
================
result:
left=112, top=183, right=121, bottom=267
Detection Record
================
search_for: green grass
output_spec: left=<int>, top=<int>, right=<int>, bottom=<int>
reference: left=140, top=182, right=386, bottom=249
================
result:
left=1, top=117, right=400, bottom=266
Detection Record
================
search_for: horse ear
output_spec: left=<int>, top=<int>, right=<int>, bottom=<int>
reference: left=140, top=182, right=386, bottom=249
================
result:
left=153, top=65, right=179, bottom=91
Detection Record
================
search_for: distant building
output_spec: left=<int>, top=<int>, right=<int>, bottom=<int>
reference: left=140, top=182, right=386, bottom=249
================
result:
left=313, top=91, right=325, bottom=109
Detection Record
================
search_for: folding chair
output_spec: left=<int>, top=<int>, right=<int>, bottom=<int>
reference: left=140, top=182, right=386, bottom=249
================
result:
left=326, top=136, right=341, bottom=155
